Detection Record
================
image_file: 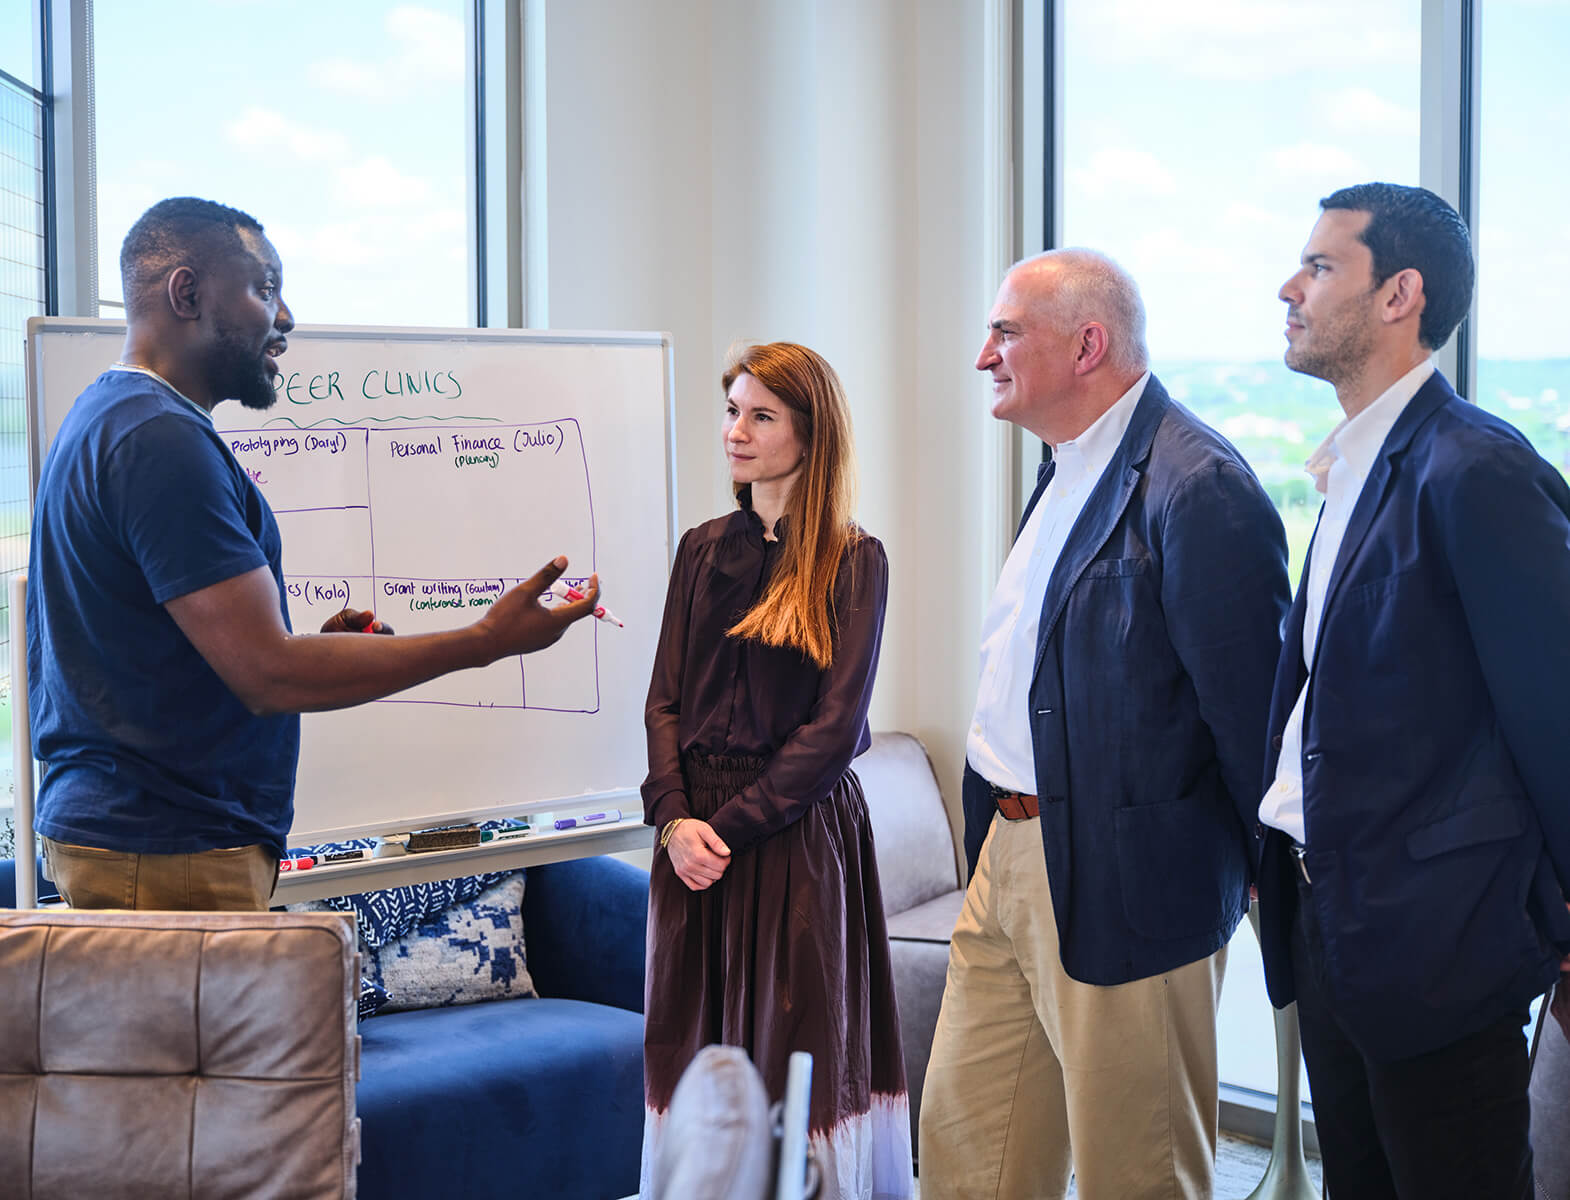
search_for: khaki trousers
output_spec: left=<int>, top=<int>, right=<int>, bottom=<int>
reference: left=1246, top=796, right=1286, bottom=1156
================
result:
left=40, top=836, right=279, bottom=911
left=919, top=814, right=1225, bottom=1200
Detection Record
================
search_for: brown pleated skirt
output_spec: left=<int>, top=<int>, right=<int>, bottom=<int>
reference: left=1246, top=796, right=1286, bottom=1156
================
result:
left=642, top=751, right=911, bottom=1199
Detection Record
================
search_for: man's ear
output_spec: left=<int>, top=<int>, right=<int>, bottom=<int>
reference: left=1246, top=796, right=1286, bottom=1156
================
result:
left=1381, top=267, right=1426, bottom=327
left=1072, top=322, right=1110, bottom=375
left=167, top=265, right=201, bottom=320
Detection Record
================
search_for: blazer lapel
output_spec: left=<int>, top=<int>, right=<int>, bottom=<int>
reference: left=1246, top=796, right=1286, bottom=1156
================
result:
left=1031, top=377, right=1170, bottom=684
left=1289, top=490, right=1330, bottom=648
left=1317, top=372, right=1454, bottom=624
left=1016, top=458, right=1055, bottom=540
left=1279, top=521, right=1316, bottom=687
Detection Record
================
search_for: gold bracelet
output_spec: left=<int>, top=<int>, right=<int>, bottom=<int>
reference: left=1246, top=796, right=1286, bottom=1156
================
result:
left=659, top=818, right=686, bottom=849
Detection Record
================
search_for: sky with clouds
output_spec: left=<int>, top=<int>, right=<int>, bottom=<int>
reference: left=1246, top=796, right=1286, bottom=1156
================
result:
left=84, top=0, right=1568, bottom=364
left=1061, top=0, right=1422, bottom=362
left=1, top=3, right=37, bottom=88
left=1062, top=0, right=1569, bottom=365
left=1475, top=1, right=1570, bottom=364
left=92, top=1, right=469, bottom=328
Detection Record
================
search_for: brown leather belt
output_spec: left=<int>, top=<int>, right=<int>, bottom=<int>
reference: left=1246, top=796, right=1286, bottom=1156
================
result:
left=989, top=782, right=1040, bottom=821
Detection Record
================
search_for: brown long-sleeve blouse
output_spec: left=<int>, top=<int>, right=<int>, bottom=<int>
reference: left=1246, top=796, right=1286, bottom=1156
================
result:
left=640, top=502, right=888, bottom=856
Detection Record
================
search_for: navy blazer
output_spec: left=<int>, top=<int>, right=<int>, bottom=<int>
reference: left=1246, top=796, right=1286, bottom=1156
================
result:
left=1256, top=370, right=1570, bottom=1062
left=962, top=374, right=1290, bottom=986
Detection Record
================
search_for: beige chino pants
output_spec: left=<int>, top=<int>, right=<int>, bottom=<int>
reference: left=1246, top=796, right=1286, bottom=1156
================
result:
left=919, top=813, right=1225, bottom=1200
left=40, top=836, right=278, bottom=911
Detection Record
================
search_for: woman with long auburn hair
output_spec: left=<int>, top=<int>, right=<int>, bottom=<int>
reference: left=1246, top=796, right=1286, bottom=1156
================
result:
left=639, top=342, right=911, bottom=1198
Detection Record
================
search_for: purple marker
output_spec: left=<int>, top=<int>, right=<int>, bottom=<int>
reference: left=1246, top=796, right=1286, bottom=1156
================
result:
left=554, top=809, right=623, bottom=831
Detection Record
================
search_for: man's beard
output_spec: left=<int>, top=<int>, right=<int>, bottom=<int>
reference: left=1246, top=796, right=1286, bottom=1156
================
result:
left=210, top=320, right=278, bottom=411
left=1284, top=294, right=1377, bottom=386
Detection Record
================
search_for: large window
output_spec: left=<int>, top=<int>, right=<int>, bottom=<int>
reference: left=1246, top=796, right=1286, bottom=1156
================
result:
left=93, top=1, right=469, bottom=327
left=1, top=0, right=479, bottom=855
left=1056, top=0, right=1424, bottom=1104
left=0, top=3, right=46, bottom=858
left=0, top=0, right=37, bottom=90
left=1475, top=2, right=1570, bottom=469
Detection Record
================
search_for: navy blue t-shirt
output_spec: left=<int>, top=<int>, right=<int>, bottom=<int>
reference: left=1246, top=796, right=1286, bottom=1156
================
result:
left=27, top=368, right=299, bottom=857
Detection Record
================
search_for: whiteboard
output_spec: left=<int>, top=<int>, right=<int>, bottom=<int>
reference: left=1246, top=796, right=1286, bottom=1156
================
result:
left=26, top=319, right=674, bottom=845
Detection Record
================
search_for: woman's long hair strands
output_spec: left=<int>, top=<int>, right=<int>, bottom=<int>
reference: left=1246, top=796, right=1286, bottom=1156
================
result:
left=724, top=342, right=859, bottom=669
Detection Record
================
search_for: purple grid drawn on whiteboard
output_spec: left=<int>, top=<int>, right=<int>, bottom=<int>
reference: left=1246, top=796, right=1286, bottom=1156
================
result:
left=575, top=416, right=602, bottom=715
left=364, top=427, right=375, bottom=643
left=229, top=418, right=599, bottom=713
left=521, top=417, right=600, bottom=715
left=271, top=505, right=371, bottom=515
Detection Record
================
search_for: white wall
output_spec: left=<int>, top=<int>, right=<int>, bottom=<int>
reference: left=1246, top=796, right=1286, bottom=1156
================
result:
left=527, top=0, right=720, bottom=532
left=531, top=0, right=995, bottom=848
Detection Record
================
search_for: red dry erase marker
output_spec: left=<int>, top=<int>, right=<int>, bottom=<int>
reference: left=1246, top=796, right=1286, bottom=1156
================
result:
left=333, top=606, right=393, bottom=634
left=278, top=856, right=317, bottom=872
left=547, top=580, right=624, bottom=627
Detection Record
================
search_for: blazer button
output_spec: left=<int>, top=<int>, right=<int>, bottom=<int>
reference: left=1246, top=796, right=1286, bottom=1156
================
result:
left=1272, top=734, right=1283, bottom=751
left=1045, top=795, right=1064, bottom=804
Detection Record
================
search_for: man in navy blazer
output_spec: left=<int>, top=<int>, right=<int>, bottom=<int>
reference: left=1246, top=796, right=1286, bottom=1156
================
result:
left=1255, top=182, right=1570, bottom=1199
left=918, top=249, right=1289, bottom=1198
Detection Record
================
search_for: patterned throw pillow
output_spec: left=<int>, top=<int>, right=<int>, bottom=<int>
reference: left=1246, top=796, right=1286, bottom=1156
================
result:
left=358, top=975, right=393, bottom=1019
left=286, top=837, right=514, bottom=951
left=280, top=898, right=395, bottom=1020
left=367, top=874, right=535, bottom=1012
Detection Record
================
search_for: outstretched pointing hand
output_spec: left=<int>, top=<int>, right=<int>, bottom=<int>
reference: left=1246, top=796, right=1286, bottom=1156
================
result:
left=479, top=556, right=600, bottom=657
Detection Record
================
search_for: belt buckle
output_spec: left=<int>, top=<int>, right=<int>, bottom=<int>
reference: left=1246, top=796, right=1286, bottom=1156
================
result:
left=989, top=782, right=1035, bottom=821
left=1289, top=841, right=1312, bottom=885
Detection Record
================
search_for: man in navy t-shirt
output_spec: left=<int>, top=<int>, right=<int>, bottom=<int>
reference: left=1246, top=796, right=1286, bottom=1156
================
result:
left=26, top=197, right=601, bottom=910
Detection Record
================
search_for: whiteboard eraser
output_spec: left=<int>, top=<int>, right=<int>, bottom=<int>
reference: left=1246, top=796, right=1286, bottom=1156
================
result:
left=406, top=825, right=483, bottom=852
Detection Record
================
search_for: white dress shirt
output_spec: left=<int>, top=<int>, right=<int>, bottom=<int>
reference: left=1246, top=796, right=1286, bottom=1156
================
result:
left=967, top=372, right=1150, bottom=793
left=1259, top=358, right=1436, bottom=843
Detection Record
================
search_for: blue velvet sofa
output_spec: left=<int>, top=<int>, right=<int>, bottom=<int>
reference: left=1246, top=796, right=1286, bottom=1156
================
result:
left=2, top=853, right=650, bottom=1200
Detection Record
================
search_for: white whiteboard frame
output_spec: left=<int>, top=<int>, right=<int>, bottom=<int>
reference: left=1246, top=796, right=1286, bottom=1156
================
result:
left=21, top=319, right=680, bottom=865
left=10, top=576, right=36, bottom=907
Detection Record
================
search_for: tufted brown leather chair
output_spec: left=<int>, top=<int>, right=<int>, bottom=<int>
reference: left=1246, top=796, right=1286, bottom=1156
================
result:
left=0, top=909, right=361, bottom=1199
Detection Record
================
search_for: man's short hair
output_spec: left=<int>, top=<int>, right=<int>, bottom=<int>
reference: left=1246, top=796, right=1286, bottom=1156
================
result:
left=1032, top=248, right=1150, bottom=374
left=1320, top=183, right=1474, bottom=351
left=120, top=197, right=265, bottom=318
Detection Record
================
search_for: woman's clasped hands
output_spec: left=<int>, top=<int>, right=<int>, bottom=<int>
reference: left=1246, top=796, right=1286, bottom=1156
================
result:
left=665, top=818, right=731, bottom=891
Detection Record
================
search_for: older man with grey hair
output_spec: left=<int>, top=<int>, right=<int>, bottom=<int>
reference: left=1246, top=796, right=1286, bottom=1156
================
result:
left=918, top=249, right=1290, bottom=1197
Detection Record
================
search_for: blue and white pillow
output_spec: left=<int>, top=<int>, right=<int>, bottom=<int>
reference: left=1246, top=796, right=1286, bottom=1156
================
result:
left=280, top=896, right=395, bottom=1020
left=358, top=975, right=393, bottom=1020
left=368, top=874, right=535, bottom=1011
left=287, top=837, right=514, bottom=951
